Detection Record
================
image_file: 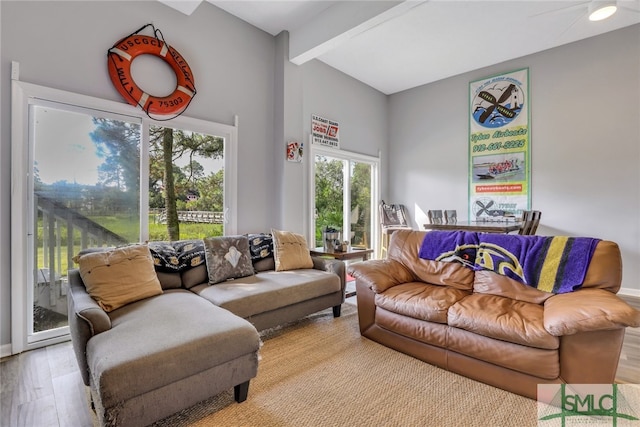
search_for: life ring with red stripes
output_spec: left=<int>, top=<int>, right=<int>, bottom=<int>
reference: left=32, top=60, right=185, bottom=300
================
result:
left=108, top=34, right=196, bottom=117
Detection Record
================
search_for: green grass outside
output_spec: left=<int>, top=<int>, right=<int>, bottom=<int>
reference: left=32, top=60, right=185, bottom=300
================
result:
left=37, top=219, right=223, bottom=272
left=148, top=222, right=223, bottom=241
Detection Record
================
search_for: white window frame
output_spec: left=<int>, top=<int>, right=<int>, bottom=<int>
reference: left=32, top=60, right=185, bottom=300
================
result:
left=10, top=79, right=238, bottom=354
left=308, top=144, right=380, bottom=254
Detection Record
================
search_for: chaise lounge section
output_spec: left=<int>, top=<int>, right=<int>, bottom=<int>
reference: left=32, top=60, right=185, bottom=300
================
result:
left=68, top=275, right=260, bottom=427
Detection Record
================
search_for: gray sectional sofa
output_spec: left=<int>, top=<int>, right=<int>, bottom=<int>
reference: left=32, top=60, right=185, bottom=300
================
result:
left=67, top=237, right=346, bottom=427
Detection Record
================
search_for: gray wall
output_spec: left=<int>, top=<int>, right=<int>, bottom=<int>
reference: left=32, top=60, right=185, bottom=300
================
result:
left=302, top=59, right=388, bottom=160
left=0, top=1, right=389, bottom=350
left=273, top=35, right=389, bottom=234
left=389, top=24, right=640, bottom=294
left=0, top=0, right=277, bottom=349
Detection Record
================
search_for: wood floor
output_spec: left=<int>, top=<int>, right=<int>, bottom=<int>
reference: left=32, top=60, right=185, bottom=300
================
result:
left=617, top=295, right=640, bottom=384
left=1, top=295, right=638, bottom=427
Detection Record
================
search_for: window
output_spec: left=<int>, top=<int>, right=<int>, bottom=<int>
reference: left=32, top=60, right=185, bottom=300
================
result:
left=11, top=80, right=237, bottom=352
left=310, top=145, right=379, bottom=253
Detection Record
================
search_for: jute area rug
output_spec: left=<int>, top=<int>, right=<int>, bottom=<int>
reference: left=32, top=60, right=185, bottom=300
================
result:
left=154, top=303, right=538, bottom=427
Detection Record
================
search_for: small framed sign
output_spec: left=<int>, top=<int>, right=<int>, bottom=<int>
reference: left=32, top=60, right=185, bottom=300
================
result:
left=311, top=115, right=339, bottom=148
left=287, top=141, right=303, bottom=162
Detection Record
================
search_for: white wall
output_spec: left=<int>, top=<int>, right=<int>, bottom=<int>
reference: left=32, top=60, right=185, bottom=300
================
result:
left=389, top=24, right=640, bottom=295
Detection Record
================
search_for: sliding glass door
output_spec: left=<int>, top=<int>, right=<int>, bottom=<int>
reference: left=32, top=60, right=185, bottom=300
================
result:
left=12, top=80, right=238, bottom=353
left=30, top=104, right=142, bottom=342
left=312, top=146, right=378, bottom=252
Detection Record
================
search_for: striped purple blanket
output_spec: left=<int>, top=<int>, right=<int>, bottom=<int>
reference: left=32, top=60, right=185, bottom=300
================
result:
left=419, top=231, right=600, bottom=294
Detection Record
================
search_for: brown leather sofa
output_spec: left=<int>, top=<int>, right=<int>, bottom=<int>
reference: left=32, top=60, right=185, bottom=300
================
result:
left=349, top=230, right=640, bottom=399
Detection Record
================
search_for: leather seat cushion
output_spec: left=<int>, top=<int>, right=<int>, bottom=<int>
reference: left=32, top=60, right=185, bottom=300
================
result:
left=448, top=293, right=559, bottom=350
left=448, top=326, right=559, bottom=379
left=375, top=282, right=470, bottom=323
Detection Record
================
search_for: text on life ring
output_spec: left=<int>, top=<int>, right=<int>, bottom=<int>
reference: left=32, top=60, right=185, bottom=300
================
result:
left=108, top=34, right=195, bottom=116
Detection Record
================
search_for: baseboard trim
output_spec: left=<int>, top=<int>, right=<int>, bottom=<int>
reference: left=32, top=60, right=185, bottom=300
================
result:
left=0, top=343, right=13, bottom=358
left=619, top=287, right=640, bottom=298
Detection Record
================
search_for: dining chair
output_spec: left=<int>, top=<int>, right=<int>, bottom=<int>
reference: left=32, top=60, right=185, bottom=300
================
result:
left=518, top=210, right=542, bottom=235
left=427, top=210, right=444, bottom=224
left=379, top=201, right=412, bottom=257
left=444, top=210, right=457, bottom=224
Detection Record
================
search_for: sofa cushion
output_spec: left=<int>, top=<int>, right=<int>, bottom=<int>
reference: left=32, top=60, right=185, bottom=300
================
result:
left=86, top=290, right=260, bottom=408
left=473, top=270, right=552, bottom=304
left=247, top=233, right=274, bottom=261
left=74, top=244, right=163, bottom=312
left=375, top=282, right=470, bottom=324
left=253, top=257, right=276, bottom=272
left=448, top=294, right=559, bottom=350
left=148, top=240, right=205, bottom=273
left=447, top=327, right=560, bottom=379
left=272, top=229, right=313, bottom=271
left=203, top=235, right=255, bottom=284
left=387, top=230, right=475, bottom=291
left=181, top=264, right=208, bottom=289
left=155, top=271, right=183, bottom=290
left=148, top=241, right=181, bottom=272
left=375, top=307, right=450, bottom=349
left=248, top=233, right=275, bottom=272
left=191, top=269, right=341, bottom=319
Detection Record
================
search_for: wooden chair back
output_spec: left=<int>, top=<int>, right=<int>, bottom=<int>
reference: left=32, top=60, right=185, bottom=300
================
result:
left=428, top=210, right=444, bottom=224
left=380, top=201, right=410, bottom=229
left=519, top=210, right=542, bottom=235
left=444, top=210, right=457, bottom=224
left=379, top=200, right=411, bottom=258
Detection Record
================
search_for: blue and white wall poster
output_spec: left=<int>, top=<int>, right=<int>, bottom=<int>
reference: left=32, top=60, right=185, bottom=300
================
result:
left=469, top=68, right=530, bottom=221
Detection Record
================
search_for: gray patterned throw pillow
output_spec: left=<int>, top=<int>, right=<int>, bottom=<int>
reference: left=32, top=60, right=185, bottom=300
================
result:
left=203, top=235, right=255, bottom=285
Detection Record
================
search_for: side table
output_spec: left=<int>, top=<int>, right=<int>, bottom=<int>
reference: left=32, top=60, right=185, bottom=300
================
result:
left=309, top=247, right=374, bottom=298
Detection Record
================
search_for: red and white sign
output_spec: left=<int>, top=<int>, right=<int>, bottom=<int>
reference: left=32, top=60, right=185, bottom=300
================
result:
left=311, top=115, right=339, bottom=148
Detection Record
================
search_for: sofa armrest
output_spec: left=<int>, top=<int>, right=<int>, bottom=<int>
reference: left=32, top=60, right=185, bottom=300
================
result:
left=68, top=269, right=111, bottom=334
left=544, top=288, right=640, bottom=336
left=347, top=259, right=415, bottom=293
left=312, top=257, right=346, bottom=297
left=67, top=269, right=112, bottom=386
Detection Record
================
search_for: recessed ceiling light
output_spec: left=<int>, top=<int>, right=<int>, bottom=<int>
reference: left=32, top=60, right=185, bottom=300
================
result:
left=589, top=0, right=617, bottom=21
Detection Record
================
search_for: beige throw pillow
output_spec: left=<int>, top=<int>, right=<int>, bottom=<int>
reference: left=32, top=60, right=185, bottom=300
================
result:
left=271, top=229, right=313, bottom=271
left=74, top=244, right=163, bottom=312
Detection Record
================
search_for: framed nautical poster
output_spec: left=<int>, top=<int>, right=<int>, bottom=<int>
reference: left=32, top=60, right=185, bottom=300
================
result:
left=469, top=68, right=530, bottom=220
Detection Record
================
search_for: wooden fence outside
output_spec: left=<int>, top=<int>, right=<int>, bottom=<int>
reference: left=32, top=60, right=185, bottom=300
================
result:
left=155, top=210, right=224, bottom=224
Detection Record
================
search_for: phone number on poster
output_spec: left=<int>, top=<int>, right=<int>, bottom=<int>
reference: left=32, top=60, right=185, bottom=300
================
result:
left=472, top=139, right=526, bottom=152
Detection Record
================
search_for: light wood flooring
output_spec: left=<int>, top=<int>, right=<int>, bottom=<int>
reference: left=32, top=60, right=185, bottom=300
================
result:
left=1, top=295, right=638, bottom=427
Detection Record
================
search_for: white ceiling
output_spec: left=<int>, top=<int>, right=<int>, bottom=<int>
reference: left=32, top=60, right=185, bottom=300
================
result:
left=163, top=0, right=640, bottom=94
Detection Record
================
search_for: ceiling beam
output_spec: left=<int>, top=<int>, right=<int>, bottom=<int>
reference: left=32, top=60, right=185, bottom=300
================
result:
left=158, top=0, right=203, bottom=16
left=289, top=0, right=426, bottom=65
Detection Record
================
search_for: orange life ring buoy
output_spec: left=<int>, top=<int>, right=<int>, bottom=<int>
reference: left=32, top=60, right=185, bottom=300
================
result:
left=108, top=34, right=196, bottom=116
